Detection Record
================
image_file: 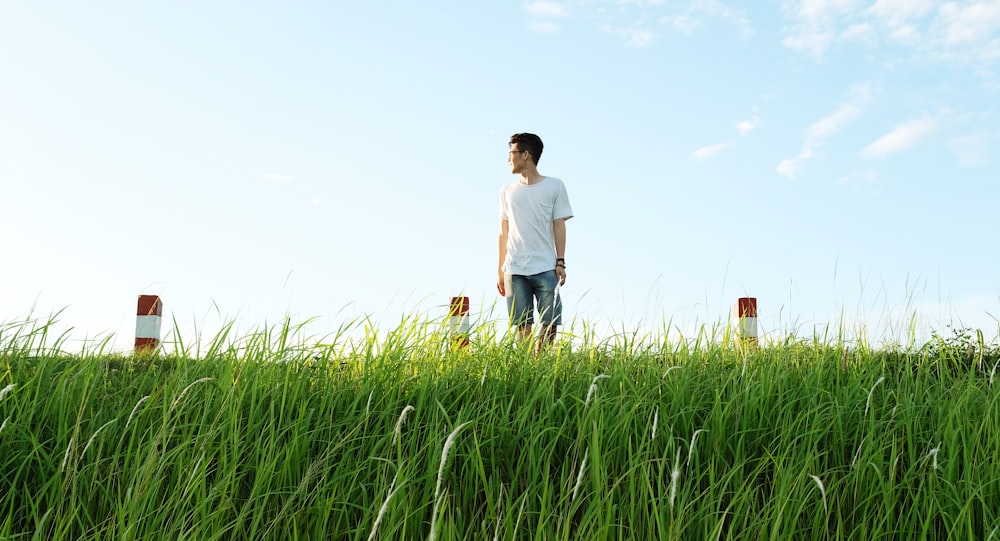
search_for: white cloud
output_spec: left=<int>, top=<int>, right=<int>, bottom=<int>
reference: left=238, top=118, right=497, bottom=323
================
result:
left=692, top=142, right=729, bottom=159
left=866, top=0, right=936, bottom=25
left=777, top=158, right=800, bottom=178
left=526, top=1, right=570, bottom=33
left=782, top=0, right=1000, bottom=72
left=950, top=133, right=992, bottom=167
left=861, top=118, right=937, bottom=158
left=526, top=1, right=569, bottom=18
left=602, top=24, right=657, bottom=47
left=781, top=0, right=867, bottom=57
left=529, top=1, right=752, bottom=42
left=937, top=1, right=1000, bottom=45
left=736, top=112, right=760, bottom=135
left=777, top=83, right=871, bottom=179
left=662, top=0, right=753, bottom=36
left=835, top=169, right=877, bottom=186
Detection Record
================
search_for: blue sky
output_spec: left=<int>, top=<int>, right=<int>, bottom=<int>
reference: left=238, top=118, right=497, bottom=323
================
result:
left=2, top=1, right=999, bottom=350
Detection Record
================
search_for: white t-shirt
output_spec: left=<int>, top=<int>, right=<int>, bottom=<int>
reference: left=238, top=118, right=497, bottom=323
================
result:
left=499, top=176, right=574, bottom=276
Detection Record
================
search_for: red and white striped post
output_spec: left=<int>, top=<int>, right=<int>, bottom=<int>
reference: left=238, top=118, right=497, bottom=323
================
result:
left=735, top=297, right=758, bottom=346
left=447, top=296, right=470, bottom=348
left=135, top=295, right=163, bottom=353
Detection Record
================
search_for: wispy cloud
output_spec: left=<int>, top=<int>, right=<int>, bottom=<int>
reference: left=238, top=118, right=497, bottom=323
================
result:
left=736, top=111, right=760, bottom=135
left=778, top=83, right=871, bottom=179
left=950, top=132, right=993, bottom=167
left=835, top=169, right=878, bottom=188
left=692, top=142, right=729, bottom=160
left=782, top=0, right=1000, bottom=71
left=936, top=1, right=1000, bottom=45
left=526, top=1, right=752, bottom=43
left=861, top=118, right=937, bottom=158
left=261, top=173, right=293, bottom=183
left=526, top=0, right=569, bottom=18
left=526, top=1, right=570, bottom=33
left=601, top=24, right=657, bottom=47
left=781, top=0, right=864, bottom=58
left=663, top=0, right=753, bottom=36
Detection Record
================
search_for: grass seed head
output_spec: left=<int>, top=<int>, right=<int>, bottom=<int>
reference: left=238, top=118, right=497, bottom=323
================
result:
left=809, top=475, right=828, bottom=514
left=0, top=383, right=14, bottom=404
left=169, top=377, right=215, bottom=413
left=572, top=448, right=588, bottom=501
left=123, top=395, right=149, bottom=433
left=651, top=406, right=659, bottom=441
left=864, top=376, right=886, bottom=416
left=429, top=421, right=472, bottom=541
left=926, top=442, right=941, bottom=470
left=61, top=436, right=75, bottom=473
left=585, top=374, right=610, bottom=407
left=367, top=471, right=400, bottom=541
left=80, top=419, right=118, bottom=458
left=393, top=405, right=415, bottom=445
left=668, top=448, right=681, bottom=510
left=687, top=429, right=707, bottom=466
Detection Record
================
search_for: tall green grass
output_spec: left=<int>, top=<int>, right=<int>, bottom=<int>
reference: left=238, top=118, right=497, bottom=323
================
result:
left=1, top=315, right=998, bottom=539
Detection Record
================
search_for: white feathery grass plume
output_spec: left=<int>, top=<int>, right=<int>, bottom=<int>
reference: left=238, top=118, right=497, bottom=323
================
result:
left=687, top=429, right=707, bottom=466
left=571, top=448, right=588, bottom=502
left=809, top=475, right=828, bottom=514
left=392, top=405, right=414, bottom=445
left=365, top=390, right=374, bottom=417
left=662, top=366, right=681, bottom=378
left=864, top=376, right=886, bottom=416
left=585, top=374, right=610, bottom=407
left=428, top=421, right=472, bottom=541
left=851, top=435, right=868, bottom=469
left=0, top=416, right=9, bottom=436
left=492, top=484, right=505, bottom=541
left=651, top=407, right=659, bottom=441
left=123, top=395, right=149, bottom=434
left=0, top=383, right=14, bottom=404
left=925, top=442, right=941, bottom=471
left=80, top=419, right=118, bottom=458
left=481, top=363, right=489, bottom=386
left=366, top=470, right=401, bottom=541
left=60, top=436, right=75, bottom=473
left=991, top=358, right=1000, bottom=387
left=668, top=448, right=681, bottom=510
left=169, top=377, right=215, bottom=413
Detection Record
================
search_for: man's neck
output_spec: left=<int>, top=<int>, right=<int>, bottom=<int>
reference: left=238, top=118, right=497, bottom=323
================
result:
left=519, top=170, right=545, bottom=185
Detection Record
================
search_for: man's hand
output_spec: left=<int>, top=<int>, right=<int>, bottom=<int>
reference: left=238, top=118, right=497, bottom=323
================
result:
left=497, top=270, right=506, bottom=296
left=555, top=265, right=566, bottom=286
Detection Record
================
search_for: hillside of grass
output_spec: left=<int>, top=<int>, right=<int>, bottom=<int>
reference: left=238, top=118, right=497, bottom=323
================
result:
left=1, top=317, right=999, bottom=540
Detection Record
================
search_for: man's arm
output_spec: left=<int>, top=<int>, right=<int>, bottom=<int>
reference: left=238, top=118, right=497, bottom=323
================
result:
left=552, top=218, right=567, bottom=286
left=497, top=219, right=509, bottom=296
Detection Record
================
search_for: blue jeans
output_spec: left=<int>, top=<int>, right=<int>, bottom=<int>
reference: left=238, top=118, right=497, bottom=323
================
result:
left=506, top=270, right=562, bottom=326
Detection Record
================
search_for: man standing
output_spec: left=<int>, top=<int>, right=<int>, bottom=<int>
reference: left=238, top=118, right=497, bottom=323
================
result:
left=497, top=133, right=574, bottom=353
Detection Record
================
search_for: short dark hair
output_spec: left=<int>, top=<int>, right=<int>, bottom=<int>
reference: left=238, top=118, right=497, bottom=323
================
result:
left=509, top=133, right=543, bottom=165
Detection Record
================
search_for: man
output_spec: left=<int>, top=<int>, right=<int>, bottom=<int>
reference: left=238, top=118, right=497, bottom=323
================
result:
left=496, top=133, right=574, bottom=353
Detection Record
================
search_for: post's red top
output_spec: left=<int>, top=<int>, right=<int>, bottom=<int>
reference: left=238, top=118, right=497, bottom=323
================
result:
left=736, top=297, right=757, bottom=318
left=137, top=295, right=162, bottom=316
left=449, top=296, right=470, bottom=316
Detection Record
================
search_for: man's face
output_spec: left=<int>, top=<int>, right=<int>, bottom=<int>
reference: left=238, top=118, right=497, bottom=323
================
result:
left=508, top=145, right=529, bottom=174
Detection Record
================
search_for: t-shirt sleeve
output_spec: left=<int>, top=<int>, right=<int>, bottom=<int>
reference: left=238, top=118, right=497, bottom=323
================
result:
left=498, top=188, right=508, bottom=221
left=553, top=180, right=573, bottom=221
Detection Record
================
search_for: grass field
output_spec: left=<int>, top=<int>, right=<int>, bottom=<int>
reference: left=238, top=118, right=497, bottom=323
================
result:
left=1, top=315, right=999, bottom=540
